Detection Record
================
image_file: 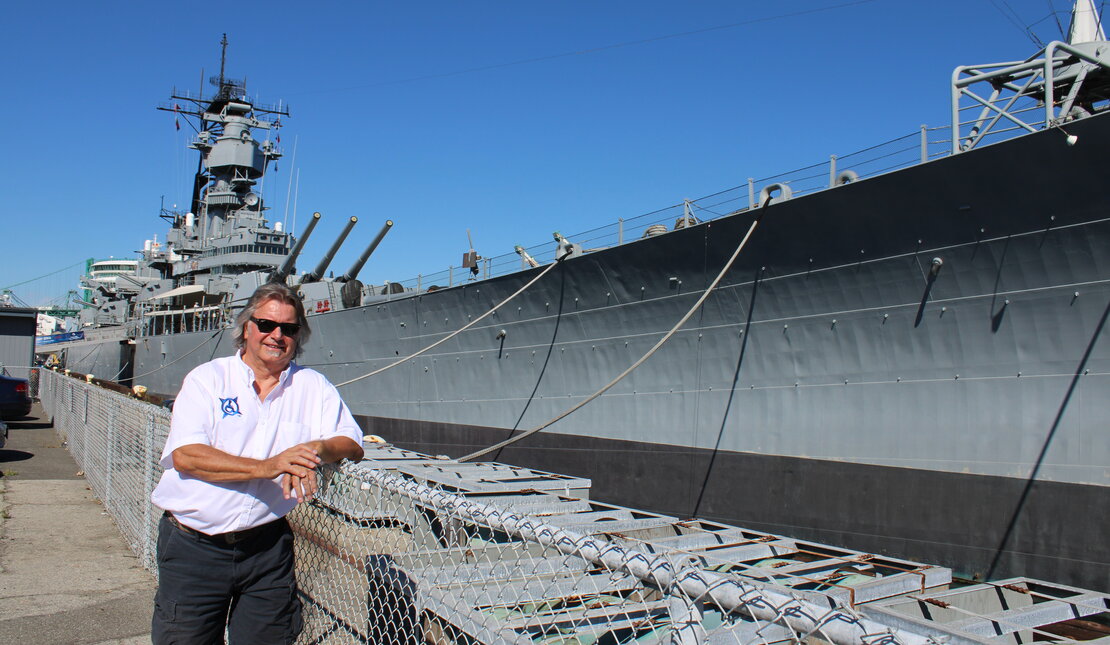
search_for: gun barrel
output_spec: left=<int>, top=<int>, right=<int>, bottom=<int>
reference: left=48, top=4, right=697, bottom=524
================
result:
left=271, top=212, right=322, bottom=283
left=302, top=216, right=358, bottom=283
left=341, top=220, right=393, bottom=282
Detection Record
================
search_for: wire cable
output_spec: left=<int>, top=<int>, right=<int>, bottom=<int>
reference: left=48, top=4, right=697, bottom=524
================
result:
left=987, top=0, right=1045, bottom=46
left=128, top=328, right=224, bottom=382
left=460, top=212, right=762, bottom=462
left=1, top=260, right=88, bottom=292
left=334, top=255, right=565, bottom=389
left=1049, top=0, right=1065, bottom=38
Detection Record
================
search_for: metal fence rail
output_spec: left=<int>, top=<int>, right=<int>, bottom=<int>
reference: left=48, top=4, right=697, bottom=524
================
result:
left=35, top=368, right=1110, bottom=645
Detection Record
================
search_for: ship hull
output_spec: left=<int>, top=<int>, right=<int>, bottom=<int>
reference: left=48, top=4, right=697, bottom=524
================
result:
left=104, top=111, right=1110, bottom=589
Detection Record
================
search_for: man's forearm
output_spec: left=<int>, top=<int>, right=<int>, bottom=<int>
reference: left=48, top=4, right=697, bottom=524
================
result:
left=313, top=436, right=364, bottom=464
left=173, top=442, right=323, bottom=483
left=171, top=444, right=266, bottom=482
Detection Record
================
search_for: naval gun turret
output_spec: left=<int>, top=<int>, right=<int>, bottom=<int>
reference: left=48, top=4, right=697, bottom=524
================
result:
left=340, top=220, right=394, bottom=283
left=338, top=220, right=394, bottom=308
left=270, top=212, right=321, bottom=284
left=301, top=217, right=358, bottom=283
left=295, top=218, right=394, bottom=313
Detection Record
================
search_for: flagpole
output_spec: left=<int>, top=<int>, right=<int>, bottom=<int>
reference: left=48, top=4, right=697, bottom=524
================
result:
left=292, top=169, right=300, bottom=236
left=282, top=135, right=298, bottom=233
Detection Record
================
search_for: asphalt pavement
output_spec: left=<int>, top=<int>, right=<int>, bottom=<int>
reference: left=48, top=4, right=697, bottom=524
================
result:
left=0, top=402, right=155, bottom=645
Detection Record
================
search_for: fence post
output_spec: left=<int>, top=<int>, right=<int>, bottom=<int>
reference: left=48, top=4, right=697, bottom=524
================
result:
left=68, top=378, right=76, bottom=457
left=61, top=376, right=69, bottom=451
left=57, top=374, right=66, bottom=440
left=143, top=410, right=156, bottom=570
left=105, top=400, right=116, bottom=507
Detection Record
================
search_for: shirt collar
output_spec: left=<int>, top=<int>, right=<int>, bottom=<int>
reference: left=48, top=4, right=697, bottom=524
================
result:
left=235, top=350, right=297, bottom=388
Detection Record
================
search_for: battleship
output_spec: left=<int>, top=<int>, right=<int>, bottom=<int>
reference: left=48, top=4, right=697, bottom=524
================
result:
left=49, top=9, right=1110, bottom=591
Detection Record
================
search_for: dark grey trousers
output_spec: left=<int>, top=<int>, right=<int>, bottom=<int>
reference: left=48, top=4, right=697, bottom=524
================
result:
left=152, top=514, right=303, bottom=645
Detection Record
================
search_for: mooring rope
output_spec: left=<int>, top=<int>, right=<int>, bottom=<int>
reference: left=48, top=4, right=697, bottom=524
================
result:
left=110, top=360, right=130, bottom=382
left=461, top=213, right=761, bottom=462
left=335, top=255, right=565, bottom=389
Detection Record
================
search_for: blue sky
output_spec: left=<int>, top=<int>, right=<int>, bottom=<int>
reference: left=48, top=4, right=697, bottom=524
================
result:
left=0, top=0, right=1088, bottom=306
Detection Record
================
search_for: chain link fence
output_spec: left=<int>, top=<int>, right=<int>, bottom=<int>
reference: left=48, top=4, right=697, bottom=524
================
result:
left=37, top=367, right=168, bottom=572
left=292, top=462, right=948, bottom=645
left=35, top=368, right=1110, bottom=645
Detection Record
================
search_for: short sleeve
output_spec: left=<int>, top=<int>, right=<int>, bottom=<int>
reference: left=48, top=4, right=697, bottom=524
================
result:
left=161, top=370, right=216, bottom=468
left=317, top=380, right=364, bottom=448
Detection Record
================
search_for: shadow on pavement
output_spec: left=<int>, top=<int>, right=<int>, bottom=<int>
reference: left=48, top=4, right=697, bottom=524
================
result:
left=0, top=449, right=34, bottom=464
left=5, top=420, right=52, bottom=430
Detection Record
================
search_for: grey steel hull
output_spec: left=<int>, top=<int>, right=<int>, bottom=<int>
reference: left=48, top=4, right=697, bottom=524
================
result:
left=91, top=111, right=1109, bottom=588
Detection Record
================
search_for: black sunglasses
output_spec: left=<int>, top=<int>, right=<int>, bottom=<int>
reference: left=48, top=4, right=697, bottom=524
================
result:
left=250, top=317, right=301, bottom=337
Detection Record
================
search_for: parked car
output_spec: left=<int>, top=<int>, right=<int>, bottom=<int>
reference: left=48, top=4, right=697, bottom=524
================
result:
left=0, top=374, right=32, bottom=420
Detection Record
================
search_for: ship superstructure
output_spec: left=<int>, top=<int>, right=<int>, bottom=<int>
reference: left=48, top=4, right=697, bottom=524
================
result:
left=68, top=36, right=299, bottom=346
left=82, top=259, right=138, bottom=292
left=158, top=41, right=288, bottom=282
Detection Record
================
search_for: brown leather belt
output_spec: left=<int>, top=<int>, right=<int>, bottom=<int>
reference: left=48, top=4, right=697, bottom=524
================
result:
left=163, top=511, right=281, bottom=545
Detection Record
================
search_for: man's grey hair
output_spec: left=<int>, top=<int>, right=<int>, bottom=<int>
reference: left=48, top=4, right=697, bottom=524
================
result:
left=233, top=282, right=311, bottom=357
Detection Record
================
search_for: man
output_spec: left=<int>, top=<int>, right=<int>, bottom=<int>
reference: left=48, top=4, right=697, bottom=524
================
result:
left=151, top=282, right=364, bottom=644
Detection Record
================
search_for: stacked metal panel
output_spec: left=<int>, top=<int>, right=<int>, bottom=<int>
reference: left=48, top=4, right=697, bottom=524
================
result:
left=289, top=445, right=1110, bottom=644
left=863, top=579, right=1110, bottom=645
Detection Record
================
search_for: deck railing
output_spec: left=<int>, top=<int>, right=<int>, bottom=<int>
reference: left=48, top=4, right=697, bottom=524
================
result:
left=381, top=124, right=956, bottom=296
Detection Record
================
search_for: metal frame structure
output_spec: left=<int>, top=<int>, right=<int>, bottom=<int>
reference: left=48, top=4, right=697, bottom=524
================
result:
left=951, top=40, right=1110, bottom=152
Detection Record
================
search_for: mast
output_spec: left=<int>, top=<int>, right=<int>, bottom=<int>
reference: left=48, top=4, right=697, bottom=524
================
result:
left=155, top=35, right=292, bottom=281
left=217, top=33, right=228, bottom=88
left=1068, top=0, right=1106, bottom=44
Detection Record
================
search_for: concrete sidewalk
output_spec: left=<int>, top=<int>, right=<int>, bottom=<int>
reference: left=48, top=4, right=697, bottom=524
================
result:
left=0, top=402, right=155, bottom=645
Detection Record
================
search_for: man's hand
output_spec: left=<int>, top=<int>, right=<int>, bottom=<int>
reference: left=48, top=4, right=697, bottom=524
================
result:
left=282, top=469, right=319, bottom=501
left=276, top=437, right=363, bottom=502
left=256, top=443, right=322, bottom=481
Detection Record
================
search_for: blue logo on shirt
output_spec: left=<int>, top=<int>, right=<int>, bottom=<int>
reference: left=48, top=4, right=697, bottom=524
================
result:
left=220, top=397, right=241, bottom=418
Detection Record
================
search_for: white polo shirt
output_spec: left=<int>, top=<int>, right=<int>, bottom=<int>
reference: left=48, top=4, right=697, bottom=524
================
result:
left=151, top=352, right=364, bottom=535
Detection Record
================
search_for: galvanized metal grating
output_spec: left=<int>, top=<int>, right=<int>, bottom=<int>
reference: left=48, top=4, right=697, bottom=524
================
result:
left=864, top=579, right=1110, bottom=645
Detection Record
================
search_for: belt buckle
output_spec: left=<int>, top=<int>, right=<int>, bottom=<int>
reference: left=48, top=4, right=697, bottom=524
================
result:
left=223, top=521, right=271, bottom=544
left=166, top=513, right=191, bottom=535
